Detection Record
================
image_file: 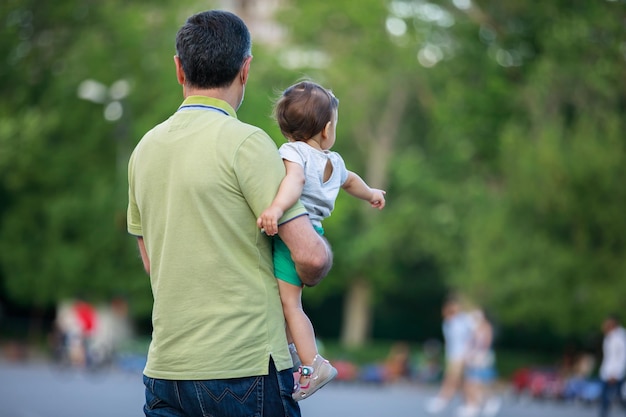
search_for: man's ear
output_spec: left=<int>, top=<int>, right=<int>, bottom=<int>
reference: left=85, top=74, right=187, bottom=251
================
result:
left=240, top=56, right=252, bottom=85
left=174, top=55, right=185, bottom=86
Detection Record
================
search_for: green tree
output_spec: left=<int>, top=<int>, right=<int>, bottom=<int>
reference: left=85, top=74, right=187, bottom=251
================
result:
left=272, top=0, right=462, bottom=346
left=2, top=0, right=624, bottom=350
left=0, top=0, right=187, bottom=319
left=271, top=0, right=626, bottom=345
left=452, top=1, right=626, bottom=336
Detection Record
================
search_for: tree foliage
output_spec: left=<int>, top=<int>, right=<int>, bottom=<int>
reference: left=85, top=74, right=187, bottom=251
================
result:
left=273, top=0, right=626, bottom=342
left=0, top=0, right=188, bottom=316
left=447, top=0, right=626, bottom=336
left=1, top=0, right=625, bottom=346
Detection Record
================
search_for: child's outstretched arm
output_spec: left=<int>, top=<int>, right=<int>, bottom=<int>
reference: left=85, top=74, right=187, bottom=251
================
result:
left=257, top=160, right=305, bottom=235
left=342, top=171, right=386, bottom=209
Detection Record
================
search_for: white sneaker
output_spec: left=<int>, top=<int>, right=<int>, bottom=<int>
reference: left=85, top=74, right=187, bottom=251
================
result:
left=457, top=404, right=480, bottom=417
left=425, top=397, right=448, bottom=414
left=482, top=397, right=501, bottom=416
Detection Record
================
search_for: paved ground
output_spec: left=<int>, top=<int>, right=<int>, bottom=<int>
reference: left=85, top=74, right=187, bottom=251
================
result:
left=0, top=359, right=602, bottom=417
left=302, top=382, right=601, bottom=417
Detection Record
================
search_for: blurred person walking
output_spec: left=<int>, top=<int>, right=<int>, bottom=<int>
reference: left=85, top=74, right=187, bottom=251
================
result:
left=127, top=10, right=332, bottom=417
left=90, top=297, right=133, bottom=366
left=599, top=314, right=626, bottom=417
left=426, top=296, right=474, bottom=414
left=457, top=309, right=501, bottom=417
left=53, top=298, right=98, bottom=368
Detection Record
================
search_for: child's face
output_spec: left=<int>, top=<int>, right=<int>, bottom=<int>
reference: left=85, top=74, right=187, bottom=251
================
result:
left=321, top=109, right=338, bottom=151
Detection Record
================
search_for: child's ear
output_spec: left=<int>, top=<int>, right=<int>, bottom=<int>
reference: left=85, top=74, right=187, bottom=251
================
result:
left=322, top=121, right=332, bottom=139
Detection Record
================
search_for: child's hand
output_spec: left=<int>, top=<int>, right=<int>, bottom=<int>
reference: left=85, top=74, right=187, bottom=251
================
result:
left=369, top=189, right=386, bottom=210
left=257, top=206, right=284, bottom=236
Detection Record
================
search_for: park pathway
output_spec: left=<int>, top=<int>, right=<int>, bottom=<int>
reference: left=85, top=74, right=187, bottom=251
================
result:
left=0, top=360, right=600, bottom=417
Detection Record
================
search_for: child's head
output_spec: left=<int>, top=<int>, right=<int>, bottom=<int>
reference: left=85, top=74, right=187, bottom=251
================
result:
left=274, top=80, right=339, bottom=144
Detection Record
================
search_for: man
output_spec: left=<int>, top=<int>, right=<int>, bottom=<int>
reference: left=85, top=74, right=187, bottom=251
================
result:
left=127, top=10, right=332, bottom=417
left=599, top=315, right=626, bottom=417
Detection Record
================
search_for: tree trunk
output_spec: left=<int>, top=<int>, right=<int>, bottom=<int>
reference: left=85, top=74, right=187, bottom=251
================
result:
left=339, top=84, right=412, bottom=347
left=340, top=277, right=372, bottom=347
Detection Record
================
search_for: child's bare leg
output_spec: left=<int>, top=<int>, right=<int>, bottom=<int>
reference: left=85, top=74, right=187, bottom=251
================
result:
left=278, top=280, right=318, bottom=381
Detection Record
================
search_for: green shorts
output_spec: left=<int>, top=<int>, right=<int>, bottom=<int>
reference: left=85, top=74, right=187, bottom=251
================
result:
left=274, top=225, right=324, bottom=286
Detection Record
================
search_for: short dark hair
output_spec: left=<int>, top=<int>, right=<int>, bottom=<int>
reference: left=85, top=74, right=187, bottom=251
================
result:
left=274, top=80, right=339, bottom=141
left=175, top=10, right=252, bottom=89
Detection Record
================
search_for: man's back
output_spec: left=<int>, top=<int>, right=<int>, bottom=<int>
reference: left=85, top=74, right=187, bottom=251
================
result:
left=128, top=97, right=306, bottom=379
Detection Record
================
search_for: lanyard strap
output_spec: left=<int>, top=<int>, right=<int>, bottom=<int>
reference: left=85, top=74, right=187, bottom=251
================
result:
left=178, top=104, right=229, bottom=116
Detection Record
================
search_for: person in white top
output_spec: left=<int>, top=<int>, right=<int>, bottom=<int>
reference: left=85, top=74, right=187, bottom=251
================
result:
left=257, top=80, right=386, bottom=401
left=457, top=309, right=501, bottom=417
left=426, top=296, right=474, bottom=414
left=599, top=315, right=626, bottom=417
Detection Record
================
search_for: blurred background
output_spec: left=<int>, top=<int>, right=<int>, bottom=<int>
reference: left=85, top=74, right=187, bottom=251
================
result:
left=0, top=0, right=625, bottom=400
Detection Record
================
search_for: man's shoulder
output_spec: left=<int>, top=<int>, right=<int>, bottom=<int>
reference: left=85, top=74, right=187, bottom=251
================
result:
left=226, top=117, right=266, bottom=135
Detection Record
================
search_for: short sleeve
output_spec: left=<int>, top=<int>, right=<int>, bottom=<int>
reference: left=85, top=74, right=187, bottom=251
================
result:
left=127, top=150, right=143, bottom=236
left=334, top=152, right=349, bottom=186
left=278, top=142, right=306, bottom=167
left=234, top=131, right=307, bottom=223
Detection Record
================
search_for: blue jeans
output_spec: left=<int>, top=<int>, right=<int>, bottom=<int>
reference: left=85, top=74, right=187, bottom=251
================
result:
left=600, top=378, right=626, bottom=417
left=143, top=358, right=300, bottom=417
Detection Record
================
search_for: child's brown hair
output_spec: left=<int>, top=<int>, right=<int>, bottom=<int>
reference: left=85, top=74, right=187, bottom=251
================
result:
left=274, top=80, right=339, bottom=141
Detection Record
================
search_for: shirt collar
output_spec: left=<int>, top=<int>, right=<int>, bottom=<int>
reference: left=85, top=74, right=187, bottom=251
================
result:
left=178, top=96, right=237, bottom=119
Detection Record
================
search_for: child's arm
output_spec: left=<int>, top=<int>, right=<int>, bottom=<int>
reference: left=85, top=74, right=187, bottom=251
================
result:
left=257, top=160, right=305, bottom=235
left=342, top=171, right=386, bottom=210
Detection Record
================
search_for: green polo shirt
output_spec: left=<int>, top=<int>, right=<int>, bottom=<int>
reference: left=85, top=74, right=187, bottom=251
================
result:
left=127, top=96, right=307, bottom=380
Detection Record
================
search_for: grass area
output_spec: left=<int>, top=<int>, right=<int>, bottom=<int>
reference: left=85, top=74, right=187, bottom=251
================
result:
left=320, top=339, right=406, bottom=365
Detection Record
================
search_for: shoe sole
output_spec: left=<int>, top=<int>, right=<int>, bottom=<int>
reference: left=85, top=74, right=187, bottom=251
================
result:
left=293, top=366, right=338, bottom=401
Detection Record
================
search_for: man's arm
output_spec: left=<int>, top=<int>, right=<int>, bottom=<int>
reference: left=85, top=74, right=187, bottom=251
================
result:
left=137, top=237, right=150, bottom=275
left=278, top=215, right=332, bottom=287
